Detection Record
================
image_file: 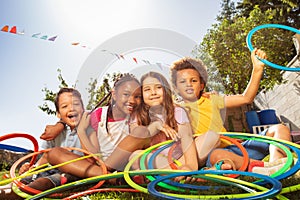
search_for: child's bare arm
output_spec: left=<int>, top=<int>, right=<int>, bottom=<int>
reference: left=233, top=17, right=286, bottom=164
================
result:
left=225, top=48, right=266, bottom=108
left=40, top=121, right=65, bottom=140
left=148, top=121, right=180, bottom=141
left=77, top=112, right=99, bottom=154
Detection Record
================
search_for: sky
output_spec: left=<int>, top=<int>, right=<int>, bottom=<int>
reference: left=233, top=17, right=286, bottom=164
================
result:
left=0, top=0, right=223, bottom=149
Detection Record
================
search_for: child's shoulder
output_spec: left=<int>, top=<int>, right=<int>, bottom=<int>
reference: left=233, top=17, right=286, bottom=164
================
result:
left=90, top=106, right=109, bottom=131
left=174, top=105, right=190, bottom=124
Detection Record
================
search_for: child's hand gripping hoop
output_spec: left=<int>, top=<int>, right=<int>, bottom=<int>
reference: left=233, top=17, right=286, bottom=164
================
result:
left=247, top=24, right=300, bottom=72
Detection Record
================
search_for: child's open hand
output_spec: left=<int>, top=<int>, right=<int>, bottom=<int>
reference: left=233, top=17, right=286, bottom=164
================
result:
left=159, top=124, right=180, bottom=141
left=19, top=162, right=36, bottom=175
left=77, top=112, right=91, bottom=132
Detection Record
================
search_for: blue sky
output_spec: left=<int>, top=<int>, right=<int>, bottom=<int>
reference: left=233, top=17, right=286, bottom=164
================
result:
left=0, top=0, right=222, bottom=149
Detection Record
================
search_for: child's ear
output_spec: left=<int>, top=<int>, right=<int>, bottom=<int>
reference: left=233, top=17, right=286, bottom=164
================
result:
left=111, top=88, right=116, bottom=101
left=56, top=112, right=61, bottom=119
left=200, top=83, right=205, bottom=91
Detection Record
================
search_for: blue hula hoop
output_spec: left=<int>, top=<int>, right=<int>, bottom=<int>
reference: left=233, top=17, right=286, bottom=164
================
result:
left=224, top=133, right=300, bottom=184
left=247, top=23, right=300, bottom=72
left=148, top=142, right=223, bottom=191
left=0, top=143, right=30, bottom=152
left=147, top=170, right=282, bottom=200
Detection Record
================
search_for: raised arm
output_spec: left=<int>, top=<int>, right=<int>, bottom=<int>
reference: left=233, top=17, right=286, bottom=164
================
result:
left=77, top=112, right=99, bottom=154
left=225, top=48, right=266, bottom=108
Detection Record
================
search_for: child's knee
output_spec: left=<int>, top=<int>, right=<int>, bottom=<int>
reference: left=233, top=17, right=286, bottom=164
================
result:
left=209, top=149, right=226, bottom=164
left=267, top=124, right=291, bottom=140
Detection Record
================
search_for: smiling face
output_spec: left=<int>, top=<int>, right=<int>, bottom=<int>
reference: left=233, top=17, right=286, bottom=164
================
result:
left=142, top=76, right=164, bottom=107
left=56, top=92, right=84, bottom=130
left=112, top=80, right=141, bottom=119
left=175, top=68, right=204, bottom=103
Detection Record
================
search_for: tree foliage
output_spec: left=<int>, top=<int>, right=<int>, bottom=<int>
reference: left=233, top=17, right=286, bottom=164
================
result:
left=85, top=72, right=121, bottom=110
left=39, top=69, right=120, bottom=115
left=38, top=69, right=69, bottom=115
left=198, top=0, right=297, bottom=94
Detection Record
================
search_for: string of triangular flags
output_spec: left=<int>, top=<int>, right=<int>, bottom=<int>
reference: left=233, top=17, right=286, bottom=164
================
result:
left=1, top=25, right=89, bottom=48
left=100, top=49, right=169, bottom=70
left=1, top=25, right=170, bottom=69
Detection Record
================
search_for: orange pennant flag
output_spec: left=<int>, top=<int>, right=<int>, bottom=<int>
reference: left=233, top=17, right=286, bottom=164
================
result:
left=9, top=26, right=17, bottom=34
left=1, top=25, right=9, bottom=32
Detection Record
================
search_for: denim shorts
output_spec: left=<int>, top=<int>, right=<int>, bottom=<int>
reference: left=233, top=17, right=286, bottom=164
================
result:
left=21, top=169, right=79, bottom=187
left=21, top=168, right=61, bottom=185
left=206, top=129, right=269, bottom=167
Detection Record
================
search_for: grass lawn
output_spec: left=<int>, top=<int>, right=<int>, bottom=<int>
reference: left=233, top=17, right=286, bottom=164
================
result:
left=2, top=169, right=300, bottom=199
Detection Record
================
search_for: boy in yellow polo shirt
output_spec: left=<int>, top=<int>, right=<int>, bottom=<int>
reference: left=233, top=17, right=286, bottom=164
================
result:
left=170, top=48, right=291, bottom=172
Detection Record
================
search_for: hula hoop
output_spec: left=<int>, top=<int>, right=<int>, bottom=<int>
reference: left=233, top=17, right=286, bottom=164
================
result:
left=145, top=142, right=201, bottom=192
left=29, top=169, right=182, bottom=200
left=148, top=170, right=282, bottom=200
left=246, top=23, right=300, bottom=72
left=8, top=147, right=106, bottom=198
left=167, top=142, right=180, bottom=169
left=63, top=188, right=139, bottom=200
left=193, top=134, right=249, bottom=178
left=0, top=143, right=30, bottom=152
left=11, top=183, right=59, bottom=200
left=223, top=132, right=300, bottom=188
left=123, top=140, right=188, bottom=193
left=273, top=144, right=300, bottom=181
left=147, top=143, right=246, bottom=192
left=0, top=133, right=39, bottom=166
left=139, top=141, right=187, bottom=192
left=222, top=133, right=293, bottom=182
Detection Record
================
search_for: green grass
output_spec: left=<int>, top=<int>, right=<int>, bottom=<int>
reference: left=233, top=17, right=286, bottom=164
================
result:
left=2, top=170, right=300, bottom=200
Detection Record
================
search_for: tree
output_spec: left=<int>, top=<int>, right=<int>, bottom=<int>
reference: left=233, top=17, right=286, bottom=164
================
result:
left=199, top=1, right=295, bottom=94
left=236, top=0, right=300, bottom=26
left=38, top=69, right=69, bottom=115
left=39, top=69, right=121, bottom=115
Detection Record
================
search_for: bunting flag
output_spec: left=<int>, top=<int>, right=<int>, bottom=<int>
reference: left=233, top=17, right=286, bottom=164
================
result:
left=18, top=29, right=25, bottom=35
left=1, top=24, right=90, bottom=48
left=142, top=60, right=151, bottom=65
left=156, top=63, right=163, bottom=70
left=32, top=32, right=41, bottom=38
left=1, top=25, right=9, bottom=32
left=99, top=49, right=170, bottom=69
left=0, top=24, right=173, bottom=67
left=133, top=57, right=138, bottom=63
left=1, top=25, right=59, bottom=44
left=9, top=26, right=17, bottom=34
left=40, top=35, right=48, bottom=40
left=48, top=35, right=57, bottom=41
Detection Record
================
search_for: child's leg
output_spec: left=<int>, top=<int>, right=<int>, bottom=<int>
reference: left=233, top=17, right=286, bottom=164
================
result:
left=129, top=150, right=172, bottom=170
left=266, top=124, right=291, bottom=162
left=47, top=147, right=103, bottom=178
left=208, top=148, right=250, bottom=169
left=105, top=129, right=150, bottom=171
left=194, top=131, right=220, bottom=167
